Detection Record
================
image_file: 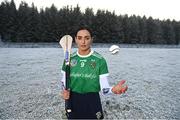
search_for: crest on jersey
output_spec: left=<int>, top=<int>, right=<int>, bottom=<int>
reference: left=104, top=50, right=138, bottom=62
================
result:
left=70, top=59, right=77, bottom=67
left=90, top=61, right=96, bottom=68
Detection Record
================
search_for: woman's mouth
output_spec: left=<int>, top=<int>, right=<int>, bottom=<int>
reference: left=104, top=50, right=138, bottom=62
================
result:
left=81, top=45, right=86, bottom=48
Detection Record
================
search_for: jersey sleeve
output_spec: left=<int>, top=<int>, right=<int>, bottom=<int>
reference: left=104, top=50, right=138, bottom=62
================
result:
left=99, top=58, right=109, bottom=75
left=99, top=74, right=113, bottom=95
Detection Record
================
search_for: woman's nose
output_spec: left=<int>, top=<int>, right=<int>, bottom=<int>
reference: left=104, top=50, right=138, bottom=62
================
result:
left=82, top=39, right=85, bottom=44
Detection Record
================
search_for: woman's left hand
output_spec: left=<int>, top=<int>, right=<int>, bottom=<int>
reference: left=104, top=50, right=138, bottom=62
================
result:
left=112, top=80, right=128, bottom=94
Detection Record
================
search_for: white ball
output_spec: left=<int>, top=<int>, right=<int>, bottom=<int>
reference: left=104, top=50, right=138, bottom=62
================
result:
left=109, top=45, right=120, bottom=54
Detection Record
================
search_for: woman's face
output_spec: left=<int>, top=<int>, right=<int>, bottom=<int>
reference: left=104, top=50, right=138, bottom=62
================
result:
left=75, top=29, right=93, bottom=52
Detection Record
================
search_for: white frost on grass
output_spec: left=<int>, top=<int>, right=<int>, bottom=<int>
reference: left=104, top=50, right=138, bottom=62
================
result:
left=0, top=48, right=180, bottom=119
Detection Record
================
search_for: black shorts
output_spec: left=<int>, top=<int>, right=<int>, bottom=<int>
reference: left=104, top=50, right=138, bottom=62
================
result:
left=67, top=91, right=104, bottom=119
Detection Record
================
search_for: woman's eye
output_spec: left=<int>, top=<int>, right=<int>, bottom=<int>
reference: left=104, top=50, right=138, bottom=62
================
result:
left=85, top=37, right=90, bottom=40
left=77, top=37, right=82, bottom=40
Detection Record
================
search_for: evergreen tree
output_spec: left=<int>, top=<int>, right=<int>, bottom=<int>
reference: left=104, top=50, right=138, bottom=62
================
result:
left=83, top=7, right=95, bottom=30
left=146, top=17, right=161, bottom=44
left=122, top=14, right=131, bottom=43
left=116, top=15, right=124, bottom=43
left=128, top=15, right=140, bottom=44
left=93, top=10, right=107, bottom=43
left=161, top=19, right=176, bottom=44
left=0, top=0, right=179, bottom=44
left=27, top=3, right=40, bottom=42
left=154, top=20, right=164, bottom=44
left=57, top=5, right=72, bottom=39
left=44, top=4, right=59, bottom=42
left=0, top=0, right=17, bottom=42
left=70, top=5, right=83, bottom=36
left=138, top=16, right=148, bottom=44
left=172, top=20, right=180, bottom=45
left=0, top=1, right=6, bottom=41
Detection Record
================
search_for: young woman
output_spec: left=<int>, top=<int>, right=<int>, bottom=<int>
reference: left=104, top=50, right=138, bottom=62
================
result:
left=61, top=27, right=128, bottom=119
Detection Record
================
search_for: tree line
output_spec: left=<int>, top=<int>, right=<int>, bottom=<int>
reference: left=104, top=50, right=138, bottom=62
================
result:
left=0, top=0, right=180, bottom=44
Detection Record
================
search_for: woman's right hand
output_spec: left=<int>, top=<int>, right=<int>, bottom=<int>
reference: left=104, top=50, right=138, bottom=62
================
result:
left=61, top=89, right=70, bottom=100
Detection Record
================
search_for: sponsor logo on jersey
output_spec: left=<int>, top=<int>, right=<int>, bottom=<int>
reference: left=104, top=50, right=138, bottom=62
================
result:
left=71, top=73, right=96, bottom=79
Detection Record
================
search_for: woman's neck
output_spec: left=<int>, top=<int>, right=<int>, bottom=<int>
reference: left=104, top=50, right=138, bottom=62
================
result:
left=78, top=49, right=91, bottom=56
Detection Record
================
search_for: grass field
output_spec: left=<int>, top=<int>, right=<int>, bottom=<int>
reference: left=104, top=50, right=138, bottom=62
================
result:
left=0, top=47, right=180, bottom=119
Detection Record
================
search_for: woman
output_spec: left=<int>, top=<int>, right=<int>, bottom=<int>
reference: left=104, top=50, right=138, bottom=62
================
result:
left=61, top=27, right=128, bottom=119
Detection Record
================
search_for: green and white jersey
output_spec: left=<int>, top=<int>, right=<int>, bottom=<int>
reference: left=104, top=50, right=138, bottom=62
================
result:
left=62, top=50, right=109, bottom=94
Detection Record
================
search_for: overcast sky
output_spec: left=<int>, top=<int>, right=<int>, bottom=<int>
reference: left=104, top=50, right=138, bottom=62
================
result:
left=1, top=0, right=180, bottom=21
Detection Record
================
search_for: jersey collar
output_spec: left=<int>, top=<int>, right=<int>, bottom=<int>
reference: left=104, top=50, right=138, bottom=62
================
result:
left=77, top=50, right=94, bottom=58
